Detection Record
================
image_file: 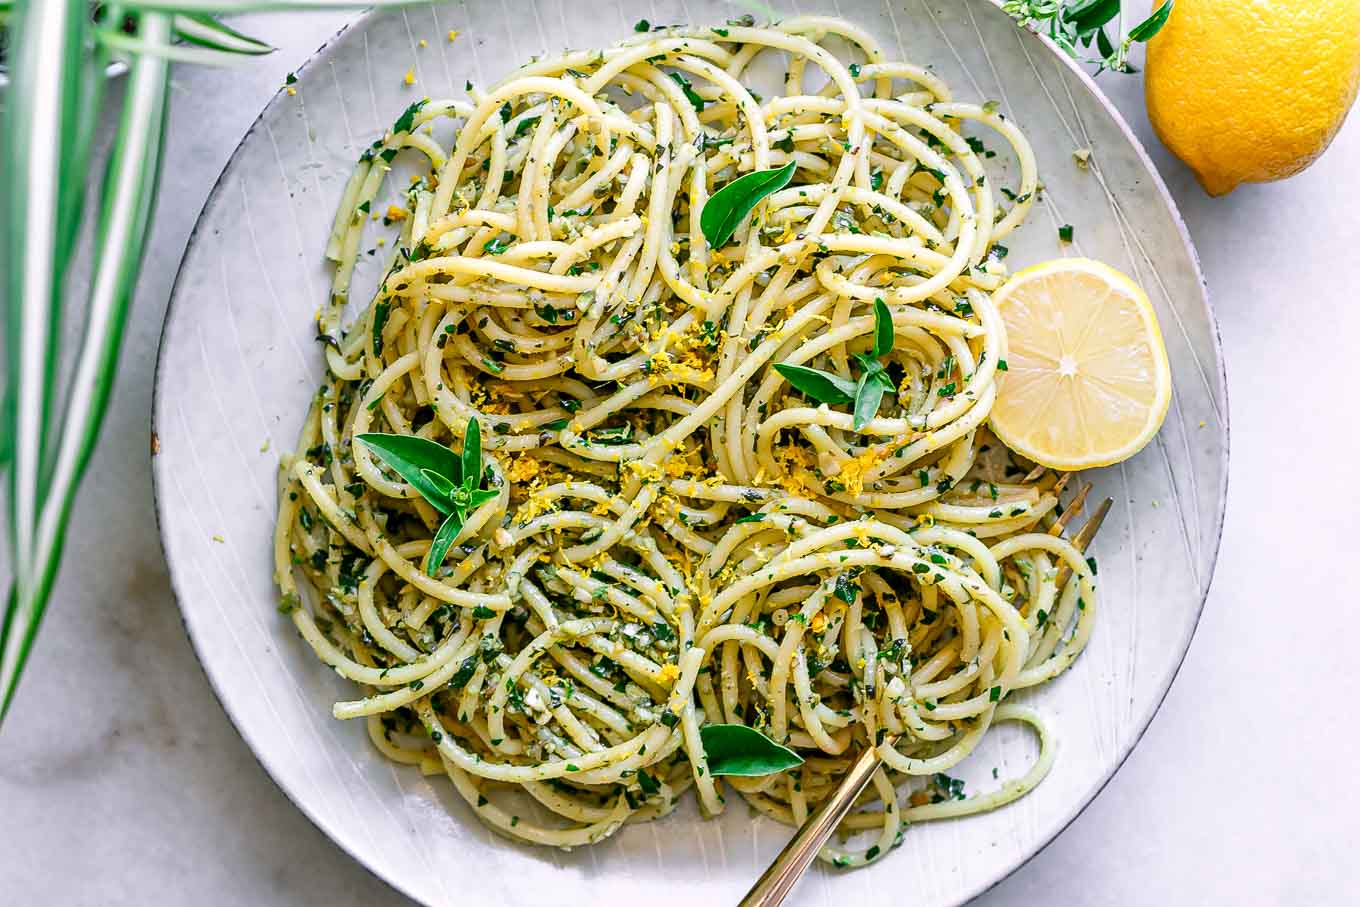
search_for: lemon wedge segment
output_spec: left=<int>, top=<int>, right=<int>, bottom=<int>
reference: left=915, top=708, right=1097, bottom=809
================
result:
left=989, top=258, right=1172, bottom=470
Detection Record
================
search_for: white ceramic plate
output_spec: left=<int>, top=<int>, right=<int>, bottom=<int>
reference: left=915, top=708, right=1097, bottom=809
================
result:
left=152, top=2, right=1228, bottom=904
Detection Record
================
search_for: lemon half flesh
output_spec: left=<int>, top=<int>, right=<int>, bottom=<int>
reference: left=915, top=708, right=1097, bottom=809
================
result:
left=989, top=259, right=1172, bottom=470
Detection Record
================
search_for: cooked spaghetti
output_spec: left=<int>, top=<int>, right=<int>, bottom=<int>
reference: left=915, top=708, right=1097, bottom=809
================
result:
left=274, top=16, right=1098, bottom=868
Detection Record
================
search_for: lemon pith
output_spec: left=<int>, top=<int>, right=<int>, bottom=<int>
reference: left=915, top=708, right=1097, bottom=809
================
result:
left=1145, top=0, right=1360, bottom=196
left=989, top=259, right=1172, bottom=470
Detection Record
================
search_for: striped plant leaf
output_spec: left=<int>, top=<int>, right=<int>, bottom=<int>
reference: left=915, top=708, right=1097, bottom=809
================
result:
left=1, top=0, right=469, bottom=725
left=172, top=13, right=274, bottom=55
left=1, top=6, right=171, bottom=721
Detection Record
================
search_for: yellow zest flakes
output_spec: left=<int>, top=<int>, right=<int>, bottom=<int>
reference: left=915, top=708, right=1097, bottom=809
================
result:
left=447, top=29, right=459, bottom=42
left=286, top=86, right=297, bottom=97
left=915, top=513, right=936, bottom=528
left=810, top=611, right=827, bottom=633
left=625, top=460, right=664, bottom=483
left=656, top=663, right=681, bottom=686
left=505, top=456, right=542, bottom=484
left=404, top=68, right=416, bottom=86
left=419, top=38, right=428, bottom=48
left=837, top=446, right=886, bottom=498
left=385, top=205, right=409, bottom=223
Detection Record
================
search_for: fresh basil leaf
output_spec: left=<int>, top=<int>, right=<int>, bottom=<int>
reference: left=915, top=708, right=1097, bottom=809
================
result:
left=420, top=468, right=457, bottom=502
left=461, top=419, right=483, bottom=493
left=1066, top=0, right=1121, bottom=34
left=1096, top=26, right=1117, bottom=62
left=1128, top=0, right=1174, bottom=42
left=357, top=433, right=462, bottom=513
left=774, top=363, right=856, bottom=405
left=854, top=354, right=896, bottom=391
left=636, top=769, right=661, bottom=795
left=853, top=371, right=886, bottom=431
left=700, top=724, right=803, bottom=777
left=872, top=297, right=894, bottom=358
left=701, top=160, right=796, bottom=249
left=669, top=72, right=706, bottom=112
left=735, top=513, right=767, bottom=524
left=543, top=418, right=569, bottom=430
left=425, top=511, right=464, bottom=576
left=834, top=574, right=858, bottom=605
left=467, top=488, right=499, bottom=510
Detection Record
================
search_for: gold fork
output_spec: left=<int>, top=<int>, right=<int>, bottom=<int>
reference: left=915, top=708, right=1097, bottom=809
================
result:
left=738, top=483, right=1112, bottom=907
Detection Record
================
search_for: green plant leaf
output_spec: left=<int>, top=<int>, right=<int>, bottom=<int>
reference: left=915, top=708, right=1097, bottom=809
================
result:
left=852, top=372, right=886, bottom=431
left=833, top=574, right=858, bottom=605
left=420, top=468, right=457, bottom=502
left=391, top=97, right=427, bottom=135
left=1066, top=0, right=1120, bottom=34
left=1095, top=26, right=1116, bottom=61
left=668, top=71, right=706, bottom=112
left=872, top=297, right=894, bottom=358
left=2, top=6, right=169, bottom=722
left=461, top=418, right=482, bottom=492
left=774, top=363, right=856, bottom=405
left=357, top=433, right=462, bottom=513
left=171, top=13, right=274, bottom=55
left=700, top=724, right=804, bottom=776
left=700, top=160, right=796, bottom=249
left=467, top=488, right=499, bottom=510
left=1128, top=0, right=1174, bottom=42
left=425, top=511, right=464, bottom=576
left=854, top=354, right=896, bottom=390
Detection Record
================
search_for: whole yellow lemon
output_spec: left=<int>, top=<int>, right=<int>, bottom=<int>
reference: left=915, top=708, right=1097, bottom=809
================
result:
left=1145, top=0, right=1360, bottom=195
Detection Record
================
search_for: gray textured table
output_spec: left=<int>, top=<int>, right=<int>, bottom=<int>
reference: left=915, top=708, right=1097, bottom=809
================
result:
left=3, top=7, right=1357, bottom=905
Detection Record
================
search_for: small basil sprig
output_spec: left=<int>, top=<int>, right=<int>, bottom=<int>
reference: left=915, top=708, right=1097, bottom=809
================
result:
left=774, top=298, right=897, bottom=431
left=1003, top=0, right=1174, bottom=74
left=699, top=724, right=804, bottom=776
left=700, top=159, right=796, bottom=248
left=357, top=420, right=498, bottom=576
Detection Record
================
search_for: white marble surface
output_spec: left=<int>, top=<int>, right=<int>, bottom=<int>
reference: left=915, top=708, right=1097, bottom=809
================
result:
left=1, top=6, right=1356, bottom=905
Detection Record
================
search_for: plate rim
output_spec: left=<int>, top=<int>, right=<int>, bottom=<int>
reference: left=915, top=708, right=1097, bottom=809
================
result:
left=150, top=5, right=1230, bottom=904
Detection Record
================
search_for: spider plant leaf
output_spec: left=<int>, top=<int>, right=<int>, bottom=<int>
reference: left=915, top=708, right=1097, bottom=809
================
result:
left=98, top=30, right=270, bottom=66
left=1, top=8, right=171, bottom=722
left=171, top=13, right=274, bottom=56
left=125, top=0, right=444, bottom=12
left=2, top=0, right=99, bottom=719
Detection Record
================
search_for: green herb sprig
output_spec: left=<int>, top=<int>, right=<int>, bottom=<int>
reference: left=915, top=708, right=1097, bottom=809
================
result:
left=700, top=159, right=796, bottom=248
left=1003, top=0, right=1174, bottom=74
left=358, top=420, right=498, bottom=576
left=775, top=298, right=897, bottom=431
left=699, top=723, right=804, bottom=776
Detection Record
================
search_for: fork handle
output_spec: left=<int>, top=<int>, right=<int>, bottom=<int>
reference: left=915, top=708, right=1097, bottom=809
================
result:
left=738, top=745, right=883, bottom=907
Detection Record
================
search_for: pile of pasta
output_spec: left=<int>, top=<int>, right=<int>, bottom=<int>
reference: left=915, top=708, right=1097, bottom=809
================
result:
left=275, top=16, right=1098, bottom=868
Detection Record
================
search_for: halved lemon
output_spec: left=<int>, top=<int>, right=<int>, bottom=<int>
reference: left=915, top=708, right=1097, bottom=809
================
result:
left=989, top=258, right=1172, bottom=470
